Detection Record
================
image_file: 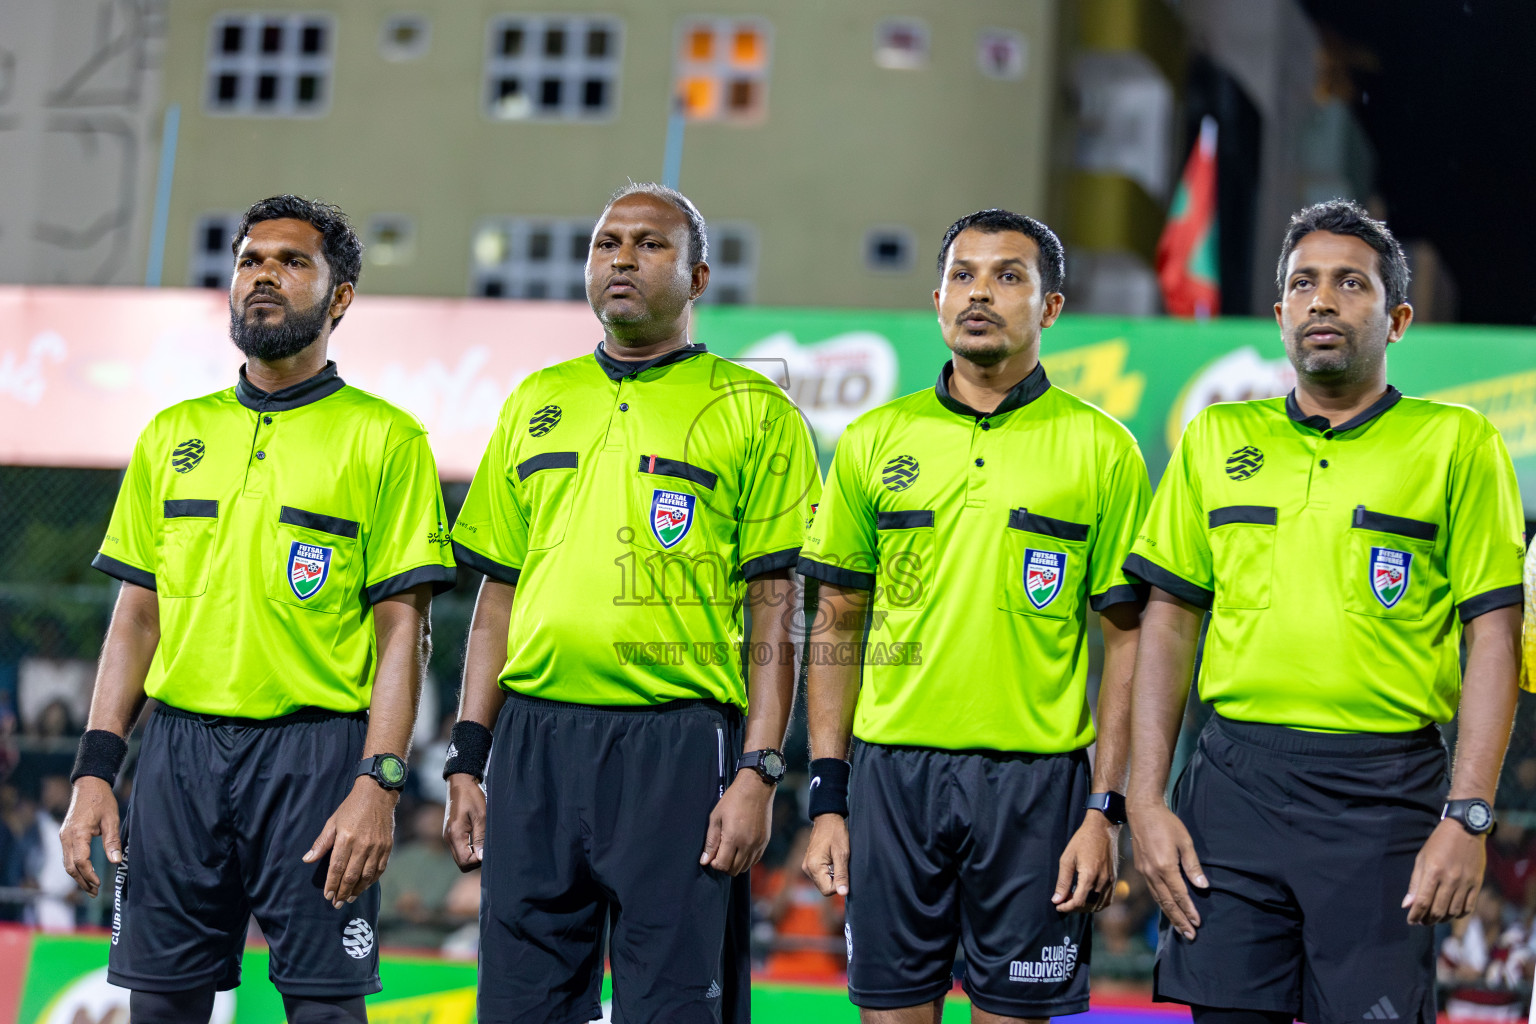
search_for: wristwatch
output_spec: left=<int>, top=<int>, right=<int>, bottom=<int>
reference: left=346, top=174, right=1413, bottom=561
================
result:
left=1442, top=798, right=1495, bottom=836
left=357, top=753, right=408, bottom=791
left=736, top=749, right=788, bottom=785
left=1085, top=791, right=1128, bottom=825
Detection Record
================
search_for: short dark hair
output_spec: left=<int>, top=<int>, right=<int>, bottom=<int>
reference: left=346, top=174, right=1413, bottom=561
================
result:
left=234, top=196, right=363, bottom=325
left=1276, top=199, right=1409, bottom=310
left=936, top=209, right=1065, bottom=295
left=603, top=182, right=708, bottom=265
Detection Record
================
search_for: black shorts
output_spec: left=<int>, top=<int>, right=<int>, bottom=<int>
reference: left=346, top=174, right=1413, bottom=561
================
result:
left=109, top=705, right=379, bottom=997
left=1155, top=715, right=1447, bottom=1024
left=478, top=692, right=750, bottom=1024
left=846, top=741, right=1093, bottom=1018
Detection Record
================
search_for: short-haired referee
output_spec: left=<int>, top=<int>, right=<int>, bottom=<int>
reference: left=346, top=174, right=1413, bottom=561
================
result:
left=60, top=197, right=456, bottom=1024
left=1126, top=200, right=1526, bottom=1024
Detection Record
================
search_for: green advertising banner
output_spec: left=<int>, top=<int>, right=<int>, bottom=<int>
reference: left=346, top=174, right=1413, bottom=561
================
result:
left=695, top=308, right=1536, bottom=512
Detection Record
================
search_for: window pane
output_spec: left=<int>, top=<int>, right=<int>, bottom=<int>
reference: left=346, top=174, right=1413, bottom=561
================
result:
left=498, top=77, right=521, bottom=98
left=525, top=281, right=548, bottom=299
left=539, top=78, right=562, bottom=108
left=727, top=79, right=755, bottom=112
left=732, top=29, right=761, bottom=66
left=586, top=28, right=609, bottom=58
left=215, top=74, right=239, bottom=103
left=570, top=231, right=589, bottom=262
left=296, top=75, right=320, bottom=105
left=529, top=231, right=551, bottom=262
left=501, top=27, right=523, bottom=57
left=204, top=225, right=225, bottom=253
left=257, top=74, right=279, bottom=103
left=221, top=23, right=244, bottom=54
left=567, top=283, right=587, bottom=301
left=544, top=27, right=565, bottom=57
left=261, top=23, right=283, bottom=54
left=582, top=79, right=606, bottom=110
left=302, top=24, right=326, bottom=54
left=717, top=285, right=742, bottom=305
left=201, top=273, right=223, bottom=288
left=688, top=28, right=713, bottom=61
left=719, top=236, right=743, bottom=266
left=681, top=77, right=715, bottom=118
left=481, top=279, right=505, bottom=298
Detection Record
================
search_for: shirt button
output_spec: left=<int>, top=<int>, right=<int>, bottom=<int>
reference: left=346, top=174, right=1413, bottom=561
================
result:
left=256, top=451, right=266, bottom=460
left=974, top=458, right=984, bottom=467
left=263, top=415, right=273, bottom=425
left=619, top=403, right=629, bottom=412
left=980, top=421, right=991, bottom=431
left=1320, top=459, right=1330, bottom=468
left=1324, top=430, right=1335, bottom=439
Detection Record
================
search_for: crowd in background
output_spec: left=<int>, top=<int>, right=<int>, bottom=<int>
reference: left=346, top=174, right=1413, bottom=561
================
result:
left=5, top=643, right=1536, bottom=1009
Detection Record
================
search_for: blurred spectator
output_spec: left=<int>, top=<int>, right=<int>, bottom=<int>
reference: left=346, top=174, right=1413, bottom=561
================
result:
left=757, top=787, right=801, bottom=874
left=0, top=782, right=24, bottom=922
left=758, top=827, right=845, bottom=980
left=1496, top=755, right=1536, bottom=813
left=25, top=774, right=78, bottom=931
left=1485, top=824, right=1536, bottom=915
left=10, top=697, right=79, bottom=793
left=1438, top=886, right=1529, bottom=1020
left=413, top=711, right=456, bottom=805
left=377, top=800, right=474, bottom=951
left=17, top=617, right=93, bottom=728
left=1093, top=860, right=1159, bottom=979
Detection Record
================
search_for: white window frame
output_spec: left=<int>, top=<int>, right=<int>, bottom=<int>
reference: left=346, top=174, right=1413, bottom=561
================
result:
left=205, top=12, right=335, bottom=117
left=483, top=15, right=624, bottom=122
left=674, top=16, right=773, bottom=123
left=471, top=217, right=596, bottom=300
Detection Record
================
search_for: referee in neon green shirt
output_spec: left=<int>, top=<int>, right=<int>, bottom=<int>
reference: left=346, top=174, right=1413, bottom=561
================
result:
left=800, top=209, right=1150, bottom=1021
left=59, top=197, right=456, bottom=1024
left=1126, top=200, right=1526, bottom=1024
left=443, top=184, right=819, bottom=1024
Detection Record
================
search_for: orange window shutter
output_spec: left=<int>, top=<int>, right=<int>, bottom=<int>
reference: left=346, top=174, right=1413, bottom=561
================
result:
left=688, top=27, right=713, bottom=61
left=732, top=28, right=761, bottom=66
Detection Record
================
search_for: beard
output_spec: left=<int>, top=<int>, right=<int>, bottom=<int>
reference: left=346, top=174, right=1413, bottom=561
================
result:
left=229, top=292, right=332, bottom=360
left=1288, top=319, right=1374, bottom=382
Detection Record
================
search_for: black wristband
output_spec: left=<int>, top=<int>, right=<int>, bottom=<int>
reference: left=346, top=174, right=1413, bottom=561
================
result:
left=71, top=730, right=128, bottom=787
left=443, top=721, right=494, bottom=782
left=807, top=757, right=851, bottom=819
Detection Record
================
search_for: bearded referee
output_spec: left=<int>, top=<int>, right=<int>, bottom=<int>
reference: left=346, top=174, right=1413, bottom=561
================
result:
left=1126, top=200, right=1526, bottom=1024
left=443, top=183, right=820, bottom=1023
left=59, top=196, right=457, bottom=1024
left=800, top=209, right=1150, bottom=1022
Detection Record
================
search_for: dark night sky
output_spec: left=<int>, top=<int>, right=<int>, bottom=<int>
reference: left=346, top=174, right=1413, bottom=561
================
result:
left=1297, top=0, right=1536, bottom=325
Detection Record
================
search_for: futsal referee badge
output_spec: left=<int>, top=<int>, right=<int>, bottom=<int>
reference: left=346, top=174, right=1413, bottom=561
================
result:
left=650, top=489, right=695, bottom=548
left=1370, top=546, right=1412, bottom=609
left=1024, top=549, right=1066, bottom=609
left=288, top=541, right=333, bottom=600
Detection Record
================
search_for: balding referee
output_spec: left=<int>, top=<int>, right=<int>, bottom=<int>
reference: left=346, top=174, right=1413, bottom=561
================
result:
left=60, top=196, right=456, bottom=1024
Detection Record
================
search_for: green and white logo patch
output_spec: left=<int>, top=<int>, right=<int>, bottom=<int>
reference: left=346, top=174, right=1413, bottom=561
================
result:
left=288, top=541, right=332, bottom=600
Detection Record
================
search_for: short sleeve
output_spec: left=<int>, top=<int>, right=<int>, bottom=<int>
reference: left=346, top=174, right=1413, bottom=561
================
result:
left=1124, top=420, right=1215, bottom=608
left=738, top=403, right=822, bottom=579
left=452, top=402, right=528, bottom=586
left=364, top=431, right=458, bottom=604
left=92, top=430, right=159, bottom=590
left=1088, top=442, right=1152, bottom=611
left=797, top=426, right=878, bottom=591
left=1447, top=428, right=1525, bottom=622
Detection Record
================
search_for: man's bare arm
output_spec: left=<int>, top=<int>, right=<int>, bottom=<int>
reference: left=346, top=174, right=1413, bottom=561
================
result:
left=60, top=582, right=160, bottom=895
left=801, top=581, right=869, bottom=897
left=444, top=577, right=514, bottom=870
left=305, top=584, right=432, bottom=907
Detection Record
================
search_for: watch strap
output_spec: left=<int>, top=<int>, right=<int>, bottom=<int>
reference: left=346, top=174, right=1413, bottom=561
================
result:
left=1442, top=798, right=1495, bottom=836
left=1085, top=791, right=1128, bottom=825
left=735, top=749, right=787, bottom=782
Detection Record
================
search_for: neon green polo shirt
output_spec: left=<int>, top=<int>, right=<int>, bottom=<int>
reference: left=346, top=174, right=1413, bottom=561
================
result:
left=1127, top=387, right=1526, bottom=733
left=452, top=344, right=821, bottom=710
left=797, top=362, right=1151, bottom=753
left=93, top=362, right=457, bottom=719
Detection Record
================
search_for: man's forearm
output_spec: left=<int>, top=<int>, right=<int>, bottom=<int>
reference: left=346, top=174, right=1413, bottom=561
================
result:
left=806, top=582, right=869, bottom=760
left=1126, top=590, right=1203, bottom=805
left=366, top=586, right=432, bottom=759
left=1449, top=606, right=1520, bottom=803
left=1092, top=602, right=1141, bottom=793
left=741, top=570, right=798, bottom=753
left=458, top=578, right=514, bottom=728
left=85, top=582, right=160, bottom=736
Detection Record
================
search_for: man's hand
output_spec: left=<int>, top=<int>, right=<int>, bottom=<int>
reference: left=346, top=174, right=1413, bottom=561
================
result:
left=700, top=771, right=774, bottom=876
left=801, top=813, right=850, bottom=897
left=304, top=777, right=399, bottom=908
left=1053, top=811, right=1119, bottom=913
left=1128, top=800, right=1208, bottom=940
left=60, top=777, right=122, bottom=897
left=444, top=774, right=487, bottom=872
left=1403, top=819, right=1486, bottom=924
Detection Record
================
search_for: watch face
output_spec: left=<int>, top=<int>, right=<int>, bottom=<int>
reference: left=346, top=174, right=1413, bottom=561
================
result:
left=763, top=751, right=786, bottom=777
left=379, top=755, right=406, bottom=787
left=1466, top=802, right=1492, bottom=831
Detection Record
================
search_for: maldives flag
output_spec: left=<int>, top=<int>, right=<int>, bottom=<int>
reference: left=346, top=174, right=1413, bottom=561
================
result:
left=1156, top=116, right=1220, bottom=318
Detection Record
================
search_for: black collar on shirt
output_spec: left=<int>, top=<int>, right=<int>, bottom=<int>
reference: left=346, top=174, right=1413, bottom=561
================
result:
left=934, top=359, right=1051, bottom=420
left=1284, top=385, right=1402, bottom=434
left=592, top=342, right=708, bottom=382
left=235, top=360, right=346, bottom=411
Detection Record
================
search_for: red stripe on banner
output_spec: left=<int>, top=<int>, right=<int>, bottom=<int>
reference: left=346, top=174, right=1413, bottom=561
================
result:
left=0, top=924, right=35, bottom=1023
